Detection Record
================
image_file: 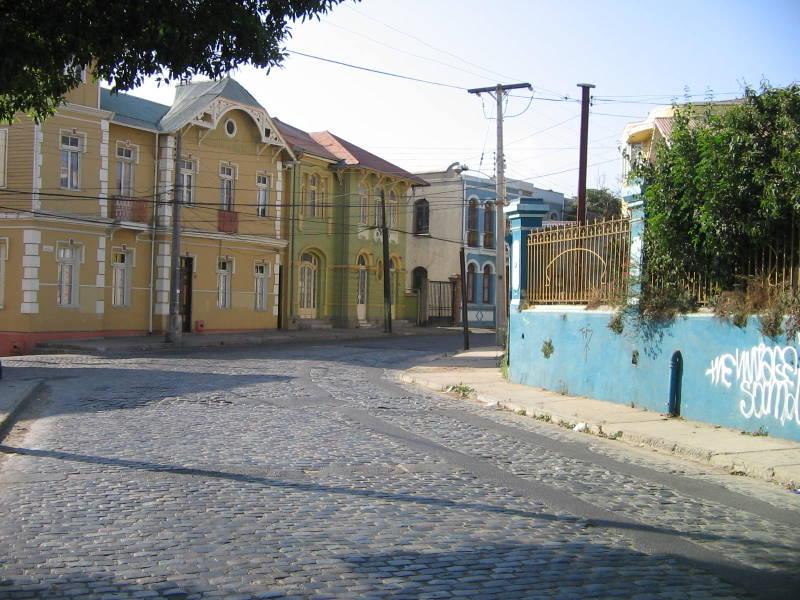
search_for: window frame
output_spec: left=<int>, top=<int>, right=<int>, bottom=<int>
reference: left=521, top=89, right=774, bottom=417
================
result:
left=307, top=174, right=318, bottom=218
left=115, top=143, right=137, bottom=197
left=216, top=257, right=233, bottom=309
left=482, top=264, right=493, bottom=304
left=219, top=164, right=236, bottom=211
left=254, top=262, right=269, bottom=311
left=178, top=159, right=195, bottom=205
left=414, top=199, right=430, bottom=234
left=373, top=187, right=383, bottom=227
left=111, top=249, right=133, bottom=307
left=358, top=184, right=368, bottom=225
left=466, top=263, right=476, bottom=304
left=56, top=243, right=82, bottom=307
left=59, top=132, right=83, bottom=190
left=256, top=174, right=270, bottom=217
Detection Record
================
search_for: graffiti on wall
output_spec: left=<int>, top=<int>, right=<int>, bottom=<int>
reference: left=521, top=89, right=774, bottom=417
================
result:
left=705, top=343, right=800, bottom=427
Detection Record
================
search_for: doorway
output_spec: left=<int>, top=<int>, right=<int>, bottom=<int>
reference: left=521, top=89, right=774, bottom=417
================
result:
left=179, top=256, right=193, bottom=332
left=357, top=255, right=368, bottom=322
left=298, top=252, right=319, bottom=319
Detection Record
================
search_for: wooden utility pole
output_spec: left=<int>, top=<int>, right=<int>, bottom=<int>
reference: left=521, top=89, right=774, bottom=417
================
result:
left=380, top=189, right=392, bottom=333
left=467, top=82, right=531, bottom=347
left=577, top=83, right=595, bottom=224
left=459, top=247, right=470, bottom=350
left=166, top=130, right=183, bottom=343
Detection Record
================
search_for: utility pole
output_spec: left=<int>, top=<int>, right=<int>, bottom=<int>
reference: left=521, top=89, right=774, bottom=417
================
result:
left=577, top=83, right=595, bottom=224
left=380, top=189, right=392, bottom=333
left=166, top=130, right=183, bottom=343
left=459, top=247, right=470, bottom=351
left=468, top=82, right=531, bottom=347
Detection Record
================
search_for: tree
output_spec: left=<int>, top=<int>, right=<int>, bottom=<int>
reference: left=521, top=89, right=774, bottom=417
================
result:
left=631, top=83, right=800, bottom=288
left=563, top=188, right=622, bottom=221
left=0, top=1, right=346, bottom=123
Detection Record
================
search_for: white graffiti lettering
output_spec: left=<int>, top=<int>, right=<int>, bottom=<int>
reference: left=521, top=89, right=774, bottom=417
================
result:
left=705, top=344, right=800, bottom=428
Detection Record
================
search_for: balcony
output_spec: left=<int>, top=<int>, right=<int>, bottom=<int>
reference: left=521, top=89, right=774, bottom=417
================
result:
left=218, top=209, right=239, bottom=234
left=467, top=229, right=480, bottom=247
left=483, top=231, right=495, bottom=249
left=110, top=196, right=150, bottom=224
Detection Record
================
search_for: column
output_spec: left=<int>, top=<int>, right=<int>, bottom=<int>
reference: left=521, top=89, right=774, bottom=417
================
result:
left=503, top=197, right=548, bottom=310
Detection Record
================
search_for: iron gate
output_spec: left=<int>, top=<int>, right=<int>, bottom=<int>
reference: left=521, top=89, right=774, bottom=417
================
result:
left=424, top=280, right=455, bottom=326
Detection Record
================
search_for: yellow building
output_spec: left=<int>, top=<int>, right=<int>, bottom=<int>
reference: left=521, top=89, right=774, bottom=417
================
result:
left=0, top=76, right=294, bottom=355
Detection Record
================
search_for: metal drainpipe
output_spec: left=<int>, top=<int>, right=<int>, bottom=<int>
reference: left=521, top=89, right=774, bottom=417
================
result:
left=147, top=132, right=159, bottom=334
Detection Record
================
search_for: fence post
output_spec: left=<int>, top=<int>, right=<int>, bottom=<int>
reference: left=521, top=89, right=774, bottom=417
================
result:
left=628, top=198, right=646, bottom=303
left=504, top=197, right=548, bottom=313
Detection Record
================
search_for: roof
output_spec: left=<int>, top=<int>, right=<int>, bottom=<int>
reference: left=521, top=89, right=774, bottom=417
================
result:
left=273, top=118, right=339, bottom=162
left=159, top=77, right=263, bottom=132
left=100, top=88, right=170, bottom=131
left=653, top=117, right=675, bottom=139
left=311, top=131, right=427, bottom=186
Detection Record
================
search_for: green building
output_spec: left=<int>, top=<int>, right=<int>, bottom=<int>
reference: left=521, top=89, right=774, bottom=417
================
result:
left=275, top=120, right=426, bottom=328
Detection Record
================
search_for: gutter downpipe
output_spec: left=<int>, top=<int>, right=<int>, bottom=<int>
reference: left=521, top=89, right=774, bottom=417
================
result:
left=147, top=131, right=159, bottom=334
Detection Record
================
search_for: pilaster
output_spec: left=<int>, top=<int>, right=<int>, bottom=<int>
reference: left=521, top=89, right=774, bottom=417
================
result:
left=504, top=197, right=548, bottom=309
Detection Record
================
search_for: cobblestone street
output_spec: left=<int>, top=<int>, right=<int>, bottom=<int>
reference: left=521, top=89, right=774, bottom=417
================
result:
left=1, top=334, right=799, bottom=599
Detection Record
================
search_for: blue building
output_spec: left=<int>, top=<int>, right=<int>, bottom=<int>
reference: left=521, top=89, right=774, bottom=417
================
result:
left=462, top=174, right=565, bottom=328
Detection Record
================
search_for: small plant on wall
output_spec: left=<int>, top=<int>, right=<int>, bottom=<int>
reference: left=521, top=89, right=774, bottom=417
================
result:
left=608, top=310, right=624, bottom=335
left=541, top=338, right=554, bottom=359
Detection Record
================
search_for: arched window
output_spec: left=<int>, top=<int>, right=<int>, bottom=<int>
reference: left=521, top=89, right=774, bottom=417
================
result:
left=358, top=185, right=368, bottom=224
left=414, top=199, right=429, bottom=234
left=356, top=254, right=368, bottom=306
left=389, top=257, right=397, bottom=302
left=307, top=174, right=318, bottom=217
left=467, top=200, right=479, bottom=247
left=412, top=266, right=428, bottom=290
left=482, top=264, right=493, bottom=304
left=373, top=187, right=383, bottom=226
left=388, top=191, right=398, bottom=227
left=466, top=263, right=476, bottom=303
left=484, top=203, right=495, bottom=248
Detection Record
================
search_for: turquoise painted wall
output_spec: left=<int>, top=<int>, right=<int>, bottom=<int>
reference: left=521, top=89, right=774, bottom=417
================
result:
left=509, top=309, right=800, bottom=442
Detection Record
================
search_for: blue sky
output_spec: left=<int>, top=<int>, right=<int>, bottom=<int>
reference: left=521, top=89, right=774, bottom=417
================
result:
left=129, top=0, right=799, bottom=197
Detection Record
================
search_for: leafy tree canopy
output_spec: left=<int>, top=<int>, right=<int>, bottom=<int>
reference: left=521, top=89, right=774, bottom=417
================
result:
left=0, top=0, right=346, bottom=123
left=563, top=188, right=623, bottom=222
left=630, top=83, right=800, bottom=288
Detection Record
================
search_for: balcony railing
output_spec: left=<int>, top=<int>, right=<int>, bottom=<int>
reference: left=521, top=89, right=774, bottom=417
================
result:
left=483, top=232, right=495, bottom=249
left=467, top=229, right=480, bottom=247
left=110, top=196, right=150, bottom=224
left=218, top=209, right=239, bottom=234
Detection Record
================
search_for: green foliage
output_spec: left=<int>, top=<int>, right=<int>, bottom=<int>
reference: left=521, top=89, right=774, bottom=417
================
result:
left=0, top=1, right=346, bottom=123
left=607, top=311, right=624, bottom=334
left=631, top=83, right=800, bottom=295
left=564, top=188, right=623, bottom=222
left=541, top=338, right=554, bottom=359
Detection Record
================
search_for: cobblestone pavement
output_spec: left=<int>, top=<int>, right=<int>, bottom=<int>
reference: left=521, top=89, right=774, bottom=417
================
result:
left=1, top=335, right=799, bottom=599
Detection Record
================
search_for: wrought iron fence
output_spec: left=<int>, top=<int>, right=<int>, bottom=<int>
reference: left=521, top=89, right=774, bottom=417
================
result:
left=527, top=217, right=631, bottom=305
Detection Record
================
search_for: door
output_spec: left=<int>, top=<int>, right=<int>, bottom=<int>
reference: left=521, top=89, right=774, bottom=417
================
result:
left=356, top=255, right=367, bottom=322
left=298, top=253, right=318, bottom=319
left=179, top=256, right=193, bottom=332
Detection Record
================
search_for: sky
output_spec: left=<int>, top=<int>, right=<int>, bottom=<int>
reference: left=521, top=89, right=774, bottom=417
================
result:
left=126, top=0, right=800, bottom=199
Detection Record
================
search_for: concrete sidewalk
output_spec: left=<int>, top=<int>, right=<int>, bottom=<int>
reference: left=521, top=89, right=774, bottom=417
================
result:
left=400, top=346, right=800, bottom=489
left=32, top=325, right=470, bottom=356
left=0, top=379, right=43, bottom=437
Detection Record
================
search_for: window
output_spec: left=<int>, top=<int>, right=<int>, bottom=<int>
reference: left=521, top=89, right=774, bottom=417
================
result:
left=220, top=164, right=235, bottom=210
left=0, top=240, right=6, bottom=308
left=482, top=265, right=493, bottom=304
left=466, top=263, right=476, bottom=303
left=299, top=253, right=318, bottom=311
left=0, top=128, right=7, bottom=188
left=389, top=191, right=398, bottom=228
left=414, top=199, right=429, bottom=234
left=116, top=145, right=136, bottom=197
left=483, top=203, right=495, bottom=248
left=217, top=258, right=232, bottom=309
left=256, top=174, right=270, bottom=217
left=306, top=174, right=319, bottom=217
left=254, top=262, right=268, bottom=311
left=467, top=199, right=480, bottom=247
left=374, top=188, right=383, bottom=227
left=412, top=266, right=427, bottom=291
left=178, top=160, right=194, bottom=205
left=60, top=133, right=81, bottom=190
left=358, top=185, right=368, bottom=224
left=225, top=119, right=237, bottom=137
left=112, top=250, right=133, bottom=307
left=57, top=244, right=80, bottom=306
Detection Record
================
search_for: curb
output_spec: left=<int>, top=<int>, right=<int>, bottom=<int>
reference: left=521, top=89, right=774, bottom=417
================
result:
left=399, top=372, right=799, bottom=489
left=0, top=379, right=44, bottom=440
